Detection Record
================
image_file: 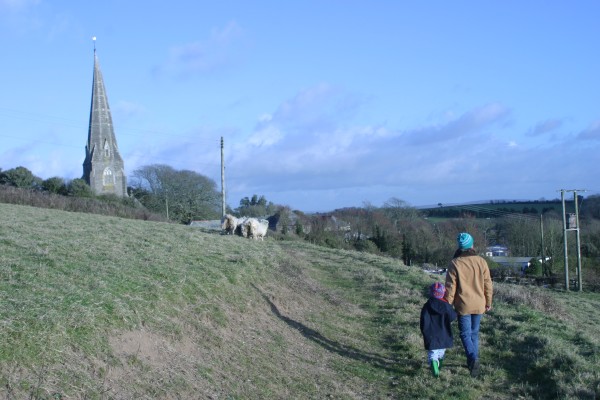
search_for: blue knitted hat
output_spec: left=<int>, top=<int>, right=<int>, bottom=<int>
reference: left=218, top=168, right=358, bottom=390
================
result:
left=457, top=232, right=474, bottom=250
left=430, top=282, right=445, bottom=299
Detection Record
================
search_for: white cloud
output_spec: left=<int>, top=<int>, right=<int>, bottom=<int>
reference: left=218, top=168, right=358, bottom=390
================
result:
left=578, top=120, right=600, bottom=140
left=115, top=84, right=598, bottom=210
left=258, top=114, right=272, bottom=123
left=160, top=21, right=246, bottom=77
left=0, top=0, right=41, bottom=32
left=0, top=0, right=39, bottom=10
left=226, top=95, right=600, bottom=210
left=222, top=92, right=515, bottom=199
left=403, top=103, right=511, bottom=145
left=248, top=123, right=282, bottom=147
left=230, top=86, right=372, bottom=171
left=113, top=101, right=146, bottom=120
left=527, top=118, right=563, bottom=136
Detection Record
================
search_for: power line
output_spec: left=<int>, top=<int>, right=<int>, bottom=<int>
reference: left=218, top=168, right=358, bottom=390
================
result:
left=0, top=106, right=221, bottom=146
left=0, top=106, right=84, bottom=127
left=0, top=134, right=82, bottom=149
left=436, top=203, right=542, bottom=221
left=456, top=204, right=540, bottom=221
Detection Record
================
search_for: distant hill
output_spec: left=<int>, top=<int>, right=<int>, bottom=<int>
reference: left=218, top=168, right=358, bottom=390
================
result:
left=419, top=199, right=572, bottom=219
left=1, top=203, right=599, bottom=399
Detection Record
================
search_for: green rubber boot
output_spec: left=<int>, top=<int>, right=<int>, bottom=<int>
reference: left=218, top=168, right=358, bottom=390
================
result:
left=430, top=359, right=440, bottom=377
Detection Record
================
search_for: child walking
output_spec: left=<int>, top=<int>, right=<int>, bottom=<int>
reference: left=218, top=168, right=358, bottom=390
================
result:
left=420, top=282, right=457, bottom=377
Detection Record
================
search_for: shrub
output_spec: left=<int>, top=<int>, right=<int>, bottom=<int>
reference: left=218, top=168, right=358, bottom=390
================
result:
left=0, top=166, right=41, bottom=188
left=354, top=239, right=380, bottom=253
left=526, top=257, right=542, bottom=276
left=41, top=176, right=67, bottom=194
left=0, top=185, right=167, bottom=222
left=67, top=178, right=93, bottom=197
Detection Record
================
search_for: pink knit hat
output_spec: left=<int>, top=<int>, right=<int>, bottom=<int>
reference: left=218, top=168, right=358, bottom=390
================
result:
left=430, top=282, right=446, bottom=299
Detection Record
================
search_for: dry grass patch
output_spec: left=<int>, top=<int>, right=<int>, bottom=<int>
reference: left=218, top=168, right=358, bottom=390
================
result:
left=493, top=281, right=567, bottom=317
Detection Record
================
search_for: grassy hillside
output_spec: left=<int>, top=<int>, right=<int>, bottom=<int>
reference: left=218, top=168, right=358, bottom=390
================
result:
left=0, top=203, right=599, bottom=399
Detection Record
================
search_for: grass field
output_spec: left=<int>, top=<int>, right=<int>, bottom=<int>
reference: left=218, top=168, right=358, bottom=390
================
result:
left=1, top=203, right=599, bottom=399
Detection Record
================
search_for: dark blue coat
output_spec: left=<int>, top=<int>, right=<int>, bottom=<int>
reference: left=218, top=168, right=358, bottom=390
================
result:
left=420, top=298, right=457, bottom=350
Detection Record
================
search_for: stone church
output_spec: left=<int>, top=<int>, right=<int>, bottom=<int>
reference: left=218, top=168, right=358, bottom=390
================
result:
left=82, top=47, right=127, bottom=197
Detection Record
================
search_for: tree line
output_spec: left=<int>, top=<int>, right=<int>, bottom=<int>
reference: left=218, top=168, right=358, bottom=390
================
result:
left=3, top=164, right=600, bottom=287
left=288, top=196, right=600, bottom=287
left=0, top=164, right=222, bottom=224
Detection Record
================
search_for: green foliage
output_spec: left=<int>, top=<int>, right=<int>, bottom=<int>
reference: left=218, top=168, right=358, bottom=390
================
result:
left=66, top=178, right=93, bottom=197
left=526, top=257, right=542, bottom=276
left=0, top=184, right=166, bottom=222
left=354, top=238, right=379, bottom=253
left=484, top=256, right=501, bottom=270
left=41, top=176, right=67, bottom=194
left=295, top=220, right=303, bottom=235
left=327, top=202, right=462, bottom=266
left=401, top=234, right=414, bottom=266
left=0, top=166, right=41, bottom=189
left=370, top=225, right=392, bottom=252
left=305, top=229, right=347, bottom=250
left=582, top=194, right=600, bottom=219
left=236, top=194, right=278, bottom=217
left=312, top=196, right=600, bottom=279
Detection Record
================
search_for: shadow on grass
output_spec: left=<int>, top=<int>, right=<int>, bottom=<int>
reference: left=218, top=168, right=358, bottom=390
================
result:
left=484, top=313, right=559, bottom=399
left=254, top=285, right=420, bottom=374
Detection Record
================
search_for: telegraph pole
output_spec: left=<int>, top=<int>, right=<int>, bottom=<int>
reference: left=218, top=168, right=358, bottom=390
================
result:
left=561, top=190, right=568, bottom=290
left=560, top=189, right=586, bottom=292
left=221, top=137, right=226, bottom=218
left=165, top=190, right=169, bottom=220
left=574, top=191, right=583, bottom=291
left=540, top=214, right=546, bottom=276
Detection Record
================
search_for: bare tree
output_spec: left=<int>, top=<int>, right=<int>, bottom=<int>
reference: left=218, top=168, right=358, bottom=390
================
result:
left=131, top=164, right=220, bottom=223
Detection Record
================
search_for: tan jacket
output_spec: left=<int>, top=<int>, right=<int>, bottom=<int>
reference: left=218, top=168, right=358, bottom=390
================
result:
left=444, top=250, right=493, bottom=315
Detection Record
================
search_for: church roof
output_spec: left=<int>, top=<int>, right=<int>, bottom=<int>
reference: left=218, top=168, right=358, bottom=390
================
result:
left=82, top=42, right=127, bottom=197
left=86, top=49, right=119, bottom=155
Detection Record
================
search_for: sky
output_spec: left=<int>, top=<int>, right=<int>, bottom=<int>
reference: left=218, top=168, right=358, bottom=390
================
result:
left=1, top=0, right=598, bottom=212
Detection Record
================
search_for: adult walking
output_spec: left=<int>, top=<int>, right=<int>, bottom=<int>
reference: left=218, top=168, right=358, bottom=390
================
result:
left=444, top=232, right=493, bottom=378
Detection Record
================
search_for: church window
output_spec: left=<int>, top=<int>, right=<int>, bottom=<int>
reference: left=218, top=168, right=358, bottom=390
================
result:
left=103, top=168, right=114, bottom=185
left=104, top=140, right=110, bottom=157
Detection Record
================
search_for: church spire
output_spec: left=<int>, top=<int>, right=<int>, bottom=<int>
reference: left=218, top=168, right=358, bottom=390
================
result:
left=82, top=38, right=127, bottom=197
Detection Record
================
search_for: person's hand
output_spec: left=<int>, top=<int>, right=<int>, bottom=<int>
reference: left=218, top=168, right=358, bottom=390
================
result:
left=485, top=305, right=492, bottom=312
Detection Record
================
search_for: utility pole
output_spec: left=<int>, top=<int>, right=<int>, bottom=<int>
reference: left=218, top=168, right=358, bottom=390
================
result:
left=540, top=214, right=546, bottom=276
left=574, top=192, right=583, bottom=292
left=221, top=137, right=226, bottom=218
left=165, top=190, right=169, bottom=220
left=560, top=189, right=586, bottom=292
left=561, top=190, right=568, bottom=290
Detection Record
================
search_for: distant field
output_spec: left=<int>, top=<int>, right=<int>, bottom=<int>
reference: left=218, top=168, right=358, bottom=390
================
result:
left=421, top=200, right=568, bottom=219
left=1, top=203, right=599, bottom=399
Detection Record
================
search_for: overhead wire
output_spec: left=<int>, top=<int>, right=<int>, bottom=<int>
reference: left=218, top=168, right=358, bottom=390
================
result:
left=0, top=106, right=223, bottom=174
left=437, top=203, right=548, bottom=222
left=0, top=106, right=221, bottom=146
left=458, top=204, right=540, bottom=220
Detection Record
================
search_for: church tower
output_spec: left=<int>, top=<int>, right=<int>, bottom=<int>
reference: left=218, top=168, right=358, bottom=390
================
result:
left=82, top=43, right=127, bottom=197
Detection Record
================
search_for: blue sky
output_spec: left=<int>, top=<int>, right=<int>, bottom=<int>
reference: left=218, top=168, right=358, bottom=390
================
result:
left=1, top=0, right=598, bottom=212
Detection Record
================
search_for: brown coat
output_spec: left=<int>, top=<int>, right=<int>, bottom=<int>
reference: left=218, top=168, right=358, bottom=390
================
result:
left=444, top=249, right=493, bottom=315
